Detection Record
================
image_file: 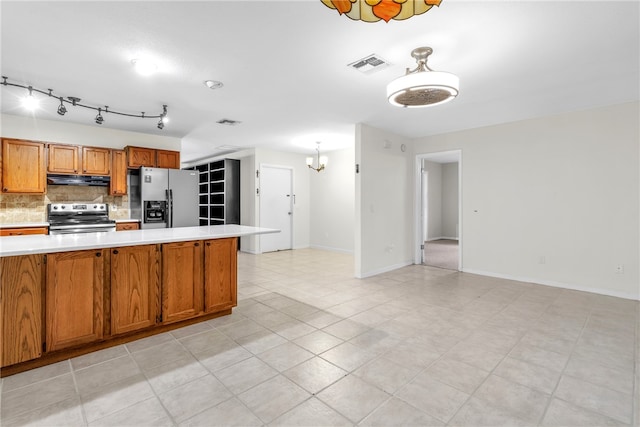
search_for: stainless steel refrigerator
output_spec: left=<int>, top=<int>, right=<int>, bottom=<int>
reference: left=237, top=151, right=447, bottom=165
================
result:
left=134, top=167, right=198, bottom=229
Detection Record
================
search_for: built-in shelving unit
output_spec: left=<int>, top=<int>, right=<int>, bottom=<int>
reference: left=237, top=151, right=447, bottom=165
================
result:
left=191, top=159, right=240, bottom=226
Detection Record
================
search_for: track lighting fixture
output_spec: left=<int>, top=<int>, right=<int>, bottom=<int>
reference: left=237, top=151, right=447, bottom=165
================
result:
left=57, top=97, right=67, bottom=115
left=1, top=76, right=168, bottom=130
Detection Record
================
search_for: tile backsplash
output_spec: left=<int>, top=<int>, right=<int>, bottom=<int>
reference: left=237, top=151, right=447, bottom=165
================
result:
left=0, top=186, right=131, bottom=224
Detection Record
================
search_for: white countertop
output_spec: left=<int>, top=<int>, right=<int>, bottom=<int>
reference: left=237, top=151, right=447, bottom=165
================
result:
left=0, top=225, right=279, bottom=257
left=0, top=222, right=50, bottom=228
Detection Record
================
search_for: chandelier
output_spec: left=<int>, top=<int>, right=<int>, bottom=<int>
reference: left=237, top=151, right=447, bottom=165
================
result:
left=386, top=47, right=459, bottom=108
left=321, top=0, right=442, bottom=23
left=306, top=142, right=328, bottom=172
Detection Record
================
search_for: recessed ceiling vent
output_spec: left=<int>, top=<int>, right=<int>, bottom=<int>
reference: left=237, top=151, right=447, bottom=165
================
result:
left=216, top=118, right=241, bottom=126
left=348, top=54, right=390, bottom=74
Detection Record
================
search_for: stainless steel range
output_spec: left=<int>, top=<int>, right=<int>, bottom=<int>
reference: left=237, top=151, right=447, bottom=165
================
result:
left=47, top=203, right=116, bottom=235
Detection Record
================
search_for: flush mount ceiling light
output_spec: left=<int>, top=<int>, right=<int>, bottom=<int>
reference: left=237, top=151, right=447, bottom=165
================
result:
left=306, top=142, right=328, bottom=173
left=386, top=46, right=459, bottom=108
left=131, top=58, right=158, bottom=76
left=322, top=0, right=442, bottom=23
left=1, top=76, right=168, bottom=129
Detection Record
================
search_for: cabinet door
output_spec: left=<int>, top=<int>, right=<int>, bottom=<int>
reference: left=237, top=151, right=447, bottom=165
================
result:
left=47, top=144, right=79, bottom=174
left=110, top=149, right=127, bottom=195
left=1, top=139, right=46, bottom=194
left=0, top=227, right=48, bottom=236
left=126, top=146, right=156, bottom=169
left=111, top=245, right=160, bottom=335
left=204, top=238, right=237, bottom=313
left=156, top=150, right=180, bottom=169
left=1, top=255, right=43, bottom=367
left=46, top=250, right=105, bottom=351
left=82, top=147, right=110, bottom=175
left=162, top=241, right=203, bottom=324
left=115, top=222, right=139, bottom=231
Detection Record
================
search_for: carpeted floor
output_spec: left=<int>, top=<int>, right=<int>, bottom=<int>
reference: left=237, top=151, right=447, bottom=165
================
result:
left=424, top=239, right=459, bottom=270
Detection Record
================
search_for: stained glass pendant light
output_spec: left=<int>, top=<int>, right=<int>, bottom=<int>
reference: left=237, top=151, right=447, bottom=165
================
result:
left=321, top=0, right=442, bottom=23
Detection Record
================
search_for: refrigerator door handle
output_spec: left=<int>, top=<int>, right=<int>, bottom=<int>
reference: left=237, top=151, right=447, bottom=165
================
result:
left=169, top=189, right=174, bottom=228
left=165, top=189, right=171, bottom=228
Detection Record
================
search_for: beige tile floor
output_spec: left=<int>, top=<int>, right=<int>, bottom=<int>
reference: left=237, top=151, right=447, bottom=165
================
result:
left=1, top=248, right=638, bottom=426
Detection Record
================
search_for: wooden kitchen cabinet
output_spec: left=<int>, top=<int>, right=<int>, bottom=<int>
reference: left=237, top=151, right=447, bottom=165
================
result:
left=82, top=146, right=110, bottom=175
left=156, top=150, right=180, bottom=169
left=0, top=227, right=48, bottom=236
left=1, top=139, right=46, bottom=194
left=126, top=146, right=156, bottom=169
left=110, top=149, right=127, bottom=196
left=204, top=238, right=237, bottom=313
left=161, top=241, right=204, bottom=324
left=111, top=245, right=160, bottom=335
left=47, top=143, right=79, bottom=174
left=45, top=250, right=105, bottom=351
left=115, top=222, right=139, bottom=231
left=1, top=255, right=44, bottom=367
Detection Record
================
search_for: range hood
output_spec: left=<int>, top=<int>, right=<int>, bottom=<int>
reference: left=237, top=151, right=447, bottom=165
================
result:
left=47, top=174, right=110, bottom=187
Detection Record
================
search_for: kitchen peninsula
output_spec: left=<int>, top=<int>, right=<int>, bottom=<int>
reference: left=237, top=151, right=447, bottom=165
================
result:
left=0, top=225, right=278, bottom=376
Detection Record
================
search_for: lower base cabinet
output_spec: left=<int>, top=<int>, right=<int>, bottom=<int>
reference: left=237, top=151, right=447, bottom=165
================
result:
left=111, top=245, right=160, bottom=335
left=1, top=255, right=43, bottom=367
left=1, top=237, right=238, bottom=374
left=162, top=241, right=204, bottom=324
left=45, top=250, right=105, bottom=352
left=204, top=238, right=237, bottom=313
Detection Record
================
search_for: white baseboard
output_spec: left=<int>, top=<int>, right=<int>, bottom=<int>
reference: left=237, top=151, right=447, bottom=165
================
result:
left=357, top=260, right=414, bottom=279
left=426, top=236, right=459, bottom=241
left=309, top=245, right=354, bottom=255
left=462, top=268, right=640, bottom=301
left=239, top=248, right=260, bottom=255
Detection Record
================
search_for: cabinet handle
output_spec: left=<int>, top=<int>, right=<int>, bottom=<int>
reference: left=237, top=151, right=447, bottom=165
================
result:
left=113, top=249, right=119, bottom=254
left=2, top=188, right=7, bottom=192
left=194, top=242, right=200, bottom=247
left=206, top=242, right=211, bottom=246
left=96, top=252, right=102, bottom=257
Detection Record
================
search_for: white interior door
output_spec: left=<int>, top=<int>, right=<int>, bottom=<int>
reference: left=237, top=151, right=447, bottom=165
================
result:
left=259, top=165, right=293, bottom=252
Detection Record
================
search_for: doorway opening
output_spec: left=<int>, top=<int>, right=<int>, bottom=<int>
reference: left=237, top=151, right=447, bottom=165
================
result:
left=259, top=164, right=293, bottom=253
left=415, top=150, right=462, bottom=270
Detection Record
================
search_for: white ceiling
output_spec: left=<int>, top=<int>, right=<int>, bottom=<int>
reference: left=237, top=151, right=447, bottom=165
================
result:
left=2, top=1, right=638, bottom=163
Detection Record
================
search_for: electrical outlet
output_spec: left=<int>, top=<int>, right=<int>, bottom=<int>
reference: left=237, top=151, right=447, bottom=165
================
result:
left=615, top=264, right=624, bottom=274
left=111, top=204, right=117, bottom=211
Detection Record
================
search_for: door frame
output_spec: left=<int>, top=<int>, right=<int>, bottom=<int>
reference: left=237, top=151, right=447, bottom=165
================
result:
left=258, top=163, right=294, bottom=253
left=414, top=150, right=462, bottom=270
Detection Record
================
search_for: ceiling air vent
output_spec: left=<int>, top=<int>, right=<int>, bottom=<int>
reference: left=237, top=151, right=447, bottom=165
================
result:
left=217, top=118, right=241, bottom=126
left=348, top=54, right=390, bottom=74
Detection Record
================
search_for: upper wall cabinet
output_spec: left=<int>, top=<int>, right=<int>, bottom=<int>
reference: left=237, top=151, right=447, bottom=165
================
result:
left=110, top=149, right=127, bottom=196
left=48, top=144, right=79, bottom=174
left=126, top=146, right=156, bottom=168
left=126, top=146, right=180, bottom=169
left=2, top=139, right=46, bottom=194
left=156, top=150, right=180, bottom=169
left=82, top=147, right=110, bottom=175
left=48, top=144, right=110, bottom=176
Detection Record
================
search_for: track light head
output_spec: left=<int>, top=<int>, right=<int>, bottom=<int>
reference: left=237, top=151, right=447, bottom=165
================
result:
left=157, top=119, right=164, bottom=130
left=95, top=108, right=104, bottom=125
left=57, top=97, right=67, bottom=115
